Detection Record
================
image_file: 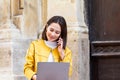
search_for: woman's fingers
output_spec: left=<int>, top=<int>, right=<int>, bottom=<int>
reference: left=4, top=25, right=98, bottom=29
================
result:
left=57, top=38, right=65, bottom=59
left=57, top=38, right=63, bottom=47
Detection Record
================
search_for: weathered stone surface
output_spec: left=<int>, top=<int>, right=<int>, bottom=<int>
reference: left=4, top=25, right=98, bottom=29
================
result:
left=11, top=39, right=34, bottom=80
left=0, top=39, right=33, bottom=80
left=12, top=39, right=32, bottom=75
left=67, top=27, right=80, bottom=80
left=67, top=26, right=89, bottom=80
left=23, top=0, right=39, bottom=38
left=0, top=43, right=11, bottom=68
left=0, top=42, right=12, bottom=80
left=0, top=0, right=89, bottom=80
left=0, top=0, right=10, bottom=26
left=79, top=38, right=89, bottom=80
left=14, top=76, right=27, bottom=80
left=13, top=16, right=23, bottom=30
left=0, top=49, right=11, bottom=68
left=47, top=0, right=77, bottom=23
left=0, top=75, right=13, bottom=80
left=0, top=29, right=21, bottom=40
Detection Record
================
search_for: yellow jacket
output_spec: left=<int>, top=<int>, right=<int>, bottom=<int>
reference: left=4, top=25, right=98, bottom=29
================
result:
left=24, top=39, right=72, bottom=80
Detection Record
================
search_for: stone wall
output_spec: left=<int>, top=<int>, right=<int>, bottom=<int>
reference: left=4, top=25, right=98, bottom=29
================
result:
left=47, top=1, right=89, bottom=80
left=0, top=0, right=89, bottom=80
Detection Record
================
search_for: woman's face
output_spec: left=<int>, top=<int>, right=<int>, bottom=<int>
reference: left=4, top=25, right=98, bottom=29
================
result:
left=46, top=23, right=61, bottom=42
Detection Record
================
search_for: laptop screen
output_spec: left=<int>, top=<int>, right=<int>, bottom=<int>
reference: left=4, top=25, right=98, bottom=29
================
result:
left=37, top=62, right=69, bottom=80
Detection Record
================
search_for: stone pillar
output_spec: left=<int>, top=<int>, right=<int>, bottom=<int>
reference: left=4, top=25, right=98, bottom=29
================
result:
left=23, top=0, right=40, bottom=39
left=0, top=0, right=42, bottom=80
left=0, top=0, right=21, bottom=80
left=12, top=0, right=41, bottom=80
left=47, top=0, right=89, bottom=80
left=76, top=0, right=89, bottom=80
left=12, top=39, right=32, bottom=80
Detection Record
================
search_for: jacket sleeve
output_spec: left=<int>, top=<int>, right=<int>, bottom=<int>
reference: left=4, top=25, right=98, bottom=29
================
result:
left=24, top=42, right=36, bottom=80
left=60, top=47, right=72, bottom=77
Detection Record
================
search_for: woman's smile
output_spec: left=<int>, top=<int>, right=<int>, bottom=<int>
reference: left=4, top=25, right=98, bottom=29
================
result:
left=46, top=23, right=61, bottom=42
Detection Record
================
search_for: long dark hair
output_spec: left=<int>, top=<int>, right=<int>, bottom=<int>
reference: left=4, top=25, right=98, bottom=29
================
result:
left=42, top=16, right=67, bottom=49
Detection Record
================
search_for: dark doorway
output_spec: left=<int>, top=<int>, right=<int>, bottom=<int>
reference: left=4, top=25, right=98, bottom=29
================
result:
left=88, top=0, right=120, bottom=80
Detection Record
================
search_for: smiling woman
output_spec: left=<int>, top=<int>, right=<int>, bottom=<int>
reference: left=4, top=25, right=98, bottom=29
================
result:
left=42, top=16, right=67, bottom=49
left=46, top=23, right=61, bottom=42
left=24, top=16, right=72, bottom=80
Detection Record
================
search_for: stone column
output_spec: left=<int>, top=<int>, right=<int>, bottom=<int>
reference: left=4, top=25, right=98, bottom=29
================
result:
left=0, top=0, right=42, bottom=80
left=0, top=0, right=21, bottom=80
left=76, top=0, right=89, bottom=80
left=12, top=0, right=41, bottom=80
left=47, top=0, right=89, bottom=80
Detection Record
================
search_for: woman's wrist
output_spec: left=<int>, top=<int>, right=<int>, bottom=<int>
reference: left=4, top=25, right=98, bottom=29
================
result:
left=60, top=50, right=65, bottom=60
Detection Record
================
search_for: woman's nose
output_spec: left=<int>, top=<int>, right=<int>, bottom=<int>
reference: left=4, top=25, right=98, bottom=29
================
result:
left=51, top=32, right=55, bottom=36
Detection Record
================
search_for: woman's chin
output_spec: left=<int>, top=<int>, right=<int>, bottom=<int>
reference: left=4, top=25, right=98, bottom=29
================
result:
left=48, top=39, right=56, bottom=42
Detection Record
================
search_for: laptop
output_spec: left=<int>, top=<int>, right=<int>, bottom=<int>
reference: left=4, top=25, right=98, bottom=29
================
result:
left=37, top=62, right=69, bottom=80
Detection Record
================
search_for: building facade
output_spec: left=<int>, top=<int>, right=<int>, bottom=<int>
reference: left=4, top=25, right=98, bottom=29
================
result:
left=0, top=0, right=89, bottom=80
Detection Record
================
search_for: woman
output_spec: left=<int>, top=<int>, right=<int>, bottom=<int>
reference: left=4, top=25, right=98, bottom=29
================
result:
left=24, top=16, right=72, bottom=80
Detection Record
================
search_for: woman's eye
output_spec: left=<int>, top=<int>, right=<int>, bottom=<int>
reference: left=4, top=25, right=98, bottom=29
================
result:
left=50, top=29, right=54, bottom=32
left=56, top=31, right=60, bottom=34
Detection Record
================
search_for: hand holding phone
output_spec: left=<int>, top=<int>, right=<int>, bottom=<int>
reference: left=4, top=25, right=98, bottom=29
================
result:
left=57, top=37, right=63, bottom=48
left=57, top=37, right=65, bottom=60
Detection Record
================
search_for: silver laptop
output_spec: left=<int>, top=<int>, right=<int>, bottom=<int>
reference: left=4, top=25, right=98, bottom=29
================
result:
left=37, top=62, right=69, bottom=80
